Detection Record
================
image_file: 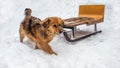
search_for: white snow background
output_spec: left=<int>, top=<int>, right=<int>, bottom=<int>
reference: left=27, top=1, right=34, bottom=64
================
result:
left=0, top=0, right=120, bottom=68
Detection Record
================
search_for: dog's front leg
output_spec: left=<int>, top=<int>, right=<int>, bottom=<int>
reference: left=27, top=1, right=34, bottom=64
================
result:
left=36, top=41, right=57, bottom=55
left=44, top=44, right=57, bottom=55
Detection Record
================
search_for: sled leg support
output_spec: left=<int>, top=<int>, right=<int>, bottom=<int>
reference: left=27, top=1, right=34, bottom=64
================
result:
left=63, top=24, right=102, bottom=42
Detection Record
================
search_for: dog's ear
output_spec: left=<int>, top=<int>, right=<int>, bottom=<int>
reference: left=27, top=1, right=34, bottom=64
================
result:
left=41, top=18, right=51, bottom=28
left=58, top=18, right=64, bottom=27
left=61, top=19, right=64, bottom=26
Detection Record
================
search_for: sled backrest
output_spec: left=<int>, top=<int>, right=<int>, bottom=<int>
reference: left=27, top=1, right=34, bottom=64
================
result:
left=78, top=5, right=105, bottom=24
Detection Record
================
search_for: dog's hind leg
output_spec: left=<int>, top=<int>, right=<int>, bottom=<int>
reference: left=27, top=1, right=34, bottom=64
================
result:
left=19, top=31, right=25, bottom=43
left=19, top=25, right=25, bottom=43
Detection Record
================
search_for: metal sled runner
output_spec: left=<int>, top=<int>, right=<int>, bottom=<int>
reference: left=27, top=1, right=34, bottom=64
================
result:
left=63, top=5, right=105, bottom=42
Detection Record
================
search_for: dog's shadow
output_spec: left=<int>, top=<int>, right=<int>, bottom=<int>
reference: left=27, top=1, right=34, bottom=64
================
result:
left=23, top=39, right=35, bottom=49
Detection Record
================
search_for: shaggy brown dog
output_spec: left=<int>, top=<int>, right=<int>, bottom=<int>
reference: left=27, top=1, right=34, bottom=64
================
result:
left=19, top=8, right=64, bottom=55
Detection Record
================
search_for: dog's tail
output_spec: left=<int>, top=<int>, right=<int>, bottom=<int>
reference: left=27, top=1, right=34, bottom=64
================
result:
left=24, top=8, right=32, bottom=16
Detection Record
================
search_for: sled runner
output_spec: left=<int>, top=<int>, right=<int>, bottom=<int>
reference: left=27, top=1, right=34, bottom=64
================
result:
left=63, top=5, right=105, bottom=42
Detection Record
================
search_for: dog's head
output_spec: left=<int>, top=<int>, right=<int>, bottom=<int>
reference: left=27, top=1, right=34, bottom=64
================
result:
left=41, top=17, right=64, bottom=35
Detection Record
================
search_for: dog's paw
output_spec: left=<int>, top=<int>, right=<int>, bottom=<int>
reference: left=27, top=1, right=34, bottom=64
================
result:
left=53, top=53, right=57, bottom=55
left=51, top=51, right=57, bottom=55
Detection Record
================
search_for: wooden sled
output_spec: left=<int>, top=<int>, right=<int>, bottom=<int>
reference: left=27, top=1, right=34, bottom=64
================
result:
left=63, top=5, right=105, bottom=42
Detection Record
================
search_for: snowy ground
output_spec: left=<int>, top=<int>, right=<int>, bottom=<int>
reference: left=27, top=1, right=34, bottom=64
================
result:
left=0, top=0, right=120, bottom=68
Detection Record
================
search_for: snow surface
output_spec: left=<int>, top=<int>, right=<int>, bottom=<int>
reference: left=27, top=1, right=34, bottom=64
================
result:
left=0, top=0, right=120, bottom=68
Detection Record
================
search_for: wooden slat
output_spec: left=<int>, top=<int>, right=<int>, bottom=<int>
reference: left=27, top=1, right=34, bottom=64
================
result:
left=63, top=17, right=95, bottom=27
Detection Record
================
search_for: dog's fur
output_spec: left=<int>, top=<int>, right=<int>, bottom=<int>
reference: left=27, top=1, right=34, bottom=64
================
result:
left=19, top=8, right=64, bottom=55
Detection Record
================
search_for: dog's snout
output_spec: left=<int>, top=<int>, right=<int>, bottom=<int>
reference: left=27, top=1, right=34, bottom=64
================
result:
left=59, top=29, right=64, bottom=34
left=59, top=31, right=62, bottom=33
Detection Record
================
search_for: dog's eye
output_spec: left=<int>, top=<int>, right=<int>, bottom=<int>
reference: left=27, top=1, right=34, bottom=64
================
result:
left=53, top=25, right=57, bottom=27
